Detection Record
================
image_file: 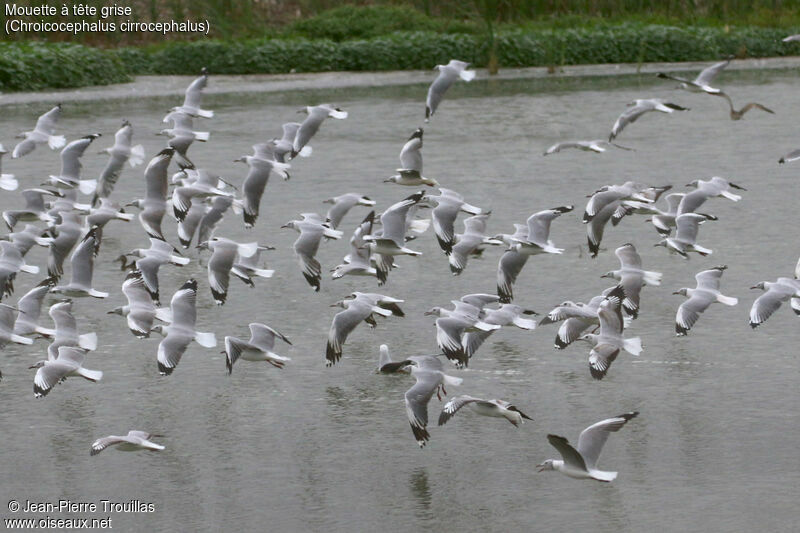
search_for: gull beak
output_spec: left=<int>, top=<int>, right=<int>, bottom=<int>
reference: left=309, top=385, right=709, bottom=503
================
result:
left=749, top=285, right=759, bottom=290
left=672, top=291, right=681, bottom=295
left=522, top=310, right=538, bottom=315
left=535, top=463, right=546, bottom=472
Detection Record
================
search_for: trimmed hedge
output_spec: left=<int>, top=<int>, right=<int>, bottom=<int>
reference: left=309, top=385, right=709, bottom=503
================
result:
left=3, top=24, right=799, bottom=92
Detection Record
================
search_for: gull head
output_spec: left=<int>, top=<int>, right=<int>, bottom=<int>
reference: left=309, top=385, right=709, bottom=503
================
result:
left=424, top=307, right=443, bottom=317
left=28, top=360, right=46, bottom=370
left=685, top=179, right=700, bottom=188
left=384, top=175, right=399, bottom=184
left=536, top=460, right=555, bottom=472
left=107, top=306, right=125, bottom=316
left=672, top=288, right=689, bottom=296
left=750, top=281, right=766, bottom=290
left=600, top=271, right=615, bottom=279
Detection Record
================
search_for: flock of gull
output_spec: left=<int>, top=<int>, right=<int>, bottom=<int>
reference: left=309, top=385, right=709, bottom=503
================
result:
left=1, top=54, right=798, bottom=479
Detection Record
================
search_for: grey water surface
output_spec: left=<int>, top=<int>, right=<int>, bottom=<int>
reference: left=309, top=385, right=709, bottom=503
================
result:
left=1, top=68, right=799, bottom=532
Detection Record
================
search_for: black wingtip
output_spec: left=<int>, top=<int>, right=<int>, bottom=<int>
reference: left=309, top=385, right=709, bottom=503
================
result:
left=157, top=361, right=174, bottom=376
left=180, top=278, right=198, bottom=292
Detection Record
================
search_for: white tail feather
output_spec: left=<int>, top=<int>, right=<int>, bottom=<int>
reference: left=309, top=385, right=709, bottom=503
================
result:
left=716, top=294, right=738, bottom=306
left=236, top=242, right=259, bottom=258
left=19, top=264, right=39, bottom=274
left=251, top=268, right=274, bottom=278
left=267, top=351, right=290, bottom=361
left=459, top=69, right=476, bottom=81
left=643, top=271, right=663, bottom=286
left=117, top=212, right=135, bottom=221
left=329, top=110, right=348, bottom=119
left=128, top=144, right=145, bottom=167
left=76, top=367, right=103, bottom=381
left=720, top=191, right=741, bottom=202
left=88, top=289, right=109, bottom=298
left=299, top=145, right=312, bottom=157
left=35, top=326, right=56, bottom=337
left=79, top=332, right=98, bottom=351
left=78, top=179, right=98, bottom=195
left=511, top=317, right=537, bottom=330
left=623, top=336, right=643, bottom=356
left=443, top=374, right=463, bottom=386
left=197, top=109, right=214, bottom=119
left=194, top=331, right=217, bottom=348
left=0, top=175, right=18, bottom=191
left=193, top=131, right=210, bottom=142
left=11, top=334, right=33, bottom=345
left=170, top=255, right=191, bottom=265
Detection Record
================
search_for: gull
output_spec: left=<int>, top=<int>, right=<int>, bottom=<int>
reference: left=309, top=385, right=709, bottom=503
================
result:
left=748, top=277, right=800, bottom=329
left=674, top=265, right=737, bottom=336
left=717, top=93, right=774, bottom=121
left=0, top=303, right=34, bottom=349
left=50, top=227, right=108, bottom=298
left=177, top=201, right=206, bottom=249
left=344, top=292, right=405, bottom=320
left=425, top=59, right=475, bottom=122
left=448, top=214, right=503, bottom=275
left=325, top=293, right=401, bottom=366
left=91, top=431, right=164, bottom=456
left=108, top=270, right=171, bottom=338
left=424, top=188, right=486, bottom=254
left=2, top=189, right=59, bottom=229
left=323, top=193, right=375, bottom=229
left=271, top=123, right=311, bottom=161
left=46, top=189, right=90, bottom=219
left=584, top=181, right=653, bottom=223
left=168, top=67, right=213, bottom=119
left=157, top=112, right=208, bottom=167
left=224, top=323, right=292, bottom=374
left=538, top=294, right=608, bottom=349
left=425, top=302, right=500, bottom=368
left=656, top=58, right=730, bottom=94
left=509, top=205, right=573, bottom=255
left=363, top=192, right=425, bottom=283
left=655, top=213, right=715, bottom=258
left=13, top=277, right=57, bottom=337
left=172, top=168, right=234, bottom=223
left=152, top=279, right=217, bottom=375
left=377, top=344, right=415, bottom=373
left=783, top=34, right=800, bottom=42
left=438, top=395, right=532, bottom=427
left=12, top=104, right=66, bottom=158
left=544, top=140, right=633, bottom=155
left=577, top=286, right=642, bottom=380
left=606, top=185, right=673, bottom=229
left=117, top=238, right=189, bottom=304
left=629, top=192, right=685, bottom=236
left=331, top=211, right=378, bottom=281
left=282, top=213, right=343, bottom=292
left=385, top=128, right=438, bottom=187
left=462, top=304, right=537, bottom=359
left=30, top=346, right=102, bottom=398
left=292, top=104, right=348, bottom=158
left=86, top=198, right=135, bottom=231
left=537, top=412, right=639, bottom=482
left=5, top=224, right=53, bottom=257
left=493, top=224, right=529, bottom=303
left=197, top=196, right=234, bottom=245
left=234, top=148, right=290, bottom=228
left=93, top=120, right=145, bottom=205
left=231, top=245, right=275, bottom=283
left=0, top=240, right=39, bottom=300
left=778, top=147, right=800, bottom=164
left=609, top=99, right=689, bottom=141
left=404, top=355, right=463, bottom=447
left=600, top=243, right=662, bottom=318
left=677, top=176, right=746, bottom=215
left=0, top=144, right=18, bottom=190
left=197, top=237, right=260, bottom=305
left=459, top=293, right=502, bottom=309
left=128, top=148, right=174, bottom=240
left=46, top=134, right=101, bottom=194
left=46, top=299, right=98, bottom=360
left=46, top=212, right=83, bottom=280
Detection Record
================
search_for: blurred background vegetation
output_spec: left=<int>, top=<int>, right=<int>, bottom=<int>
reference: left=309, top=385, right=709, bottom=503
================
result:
left=2, top=2, right=800, bottom=91
left=2, top=1, right=800, bottom=44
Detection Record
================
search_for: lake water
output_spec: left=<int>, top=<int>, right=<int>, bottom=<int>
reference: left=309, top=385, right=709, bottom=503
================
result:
left=1, top=68, right=799, bottom=532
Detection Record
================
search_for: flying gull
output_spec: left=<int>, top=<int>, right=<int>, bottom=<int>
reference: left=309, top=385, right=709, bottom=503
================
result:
left=93, top=120, right=145, bottom=205
left=656, top=58, right=730, bottom=94
left=91, top=431, right=165, bottom=456
left=224, top=323, right=292, bottom=374
left=292, top=104, right=348, bottom=158
left=673, top=265, right=737, bottom=336
left=385, top=128, right=438, bottom=187
left=425, top=59, right=475, bottom=122
left=12, top=104, right=66, bottom=159
left=404, top=355, right=463, bottom=447
left=30, top=346, right=102, bottom=398
left=609, top=99, right=689, bottom=141
left=600, top=243, right=662, bottom=318
left=167, top=67, right=213, bottom=119
left=438, top=395, right=532, bottom=427
left=109, top=270, right=171, bottom=338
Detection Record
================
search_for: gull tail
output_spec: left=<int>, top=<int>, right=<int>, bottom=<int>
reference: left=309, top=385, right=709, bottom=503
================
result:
left=250, top=268, right=274, bottom=278
left=271, top=161, right=291, bottom=180
left=720, top=191, right=741, bottom=202
left=329, top=109, right=348, bottom=119
left=11, top=334, right=33, bottom=345
left=443, top=374, right=464, bottom=386
left=76, top=368, right=103, bottom=382
left=511, top=316, right=537, bottom=330
left=196, top=109, right=214, bottom=119
left=298, top=145, right=312, bottom=157
left=116, top=212, right=135, bottom=221
left=622, top=336, right=643, bottom=356
left=0, top=175, right=18, bottom=191
left=170, top=255, right=191, bottom=266
left=34, top=326, right=56, bottom=337
left=459, top=69, right=476, bottom=82
left=693, top=244, right=713, bottom=256
left=591, top=470, right=617, bottom=482
left=88, top=289, right=109, bottom=298
left=716, top=294, right=738, bottom=306
left=322, top=227, right=344, bottom=239
left=19, top=264, right=39, bottom=274
left=194, top=331, right=217, bottom=348
left=193, top=131, right=210, bottom=142
left=128, top=144, right=145, bottom=167
left=48, top=135, right=66, bottom=150
left=79, top=332, right=98, bottom=351
left=643, top=270, right=663, bottom=286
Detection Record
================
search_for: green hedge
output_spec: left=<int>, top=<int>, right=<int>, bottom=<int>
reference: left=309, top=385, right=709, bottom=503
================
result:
left=3, top=24, right=799, bottom=92
left=0, top=41, right=130, bottom=91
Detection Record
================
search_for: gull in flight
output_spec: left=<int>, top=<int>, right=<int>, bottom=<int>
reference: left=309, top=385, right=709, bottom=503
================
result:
left=425, top=59, right=475, bottom=122
left=224, top=323, right=291, bottom=374
left=363, top=192, right=425, bottom=283
left=108, top=270, right=171, bottom=338
left=46, top=134, right=101, bottom=194
left=748, top=277, right=800, bottom=329
left=538, top=294, right=608, bottom=349
left=656, top=58, right=730, bottom=94
left=46, top=299, right=98, bottom=360
left=404, top=355, right=463, bottom=447
left=385, top=128, right=438, bottom=187
left=234, top=147, right=290, bottom=228
left=128, top=148, right=174, bottom=240
left=609, top=99, right=689, bottom=141
left=292, top=104, right=347, bottom=158
left=425, top=300, right=500, bottom=368
left=674, top=265, right=737, bottom=336
left=152, top=279, right=217, bottom=375
left=93, top=120, right=145, bottom=206
left=655, top=213, right=716, bottom=258
left=600, top=243, right=662, bottom=318
left=717, top=93, right=774, bottom=121
left=282, top=213, right=343, bottom=292
left=323, top=193, right=375, bottom=229
left=167, top=67, right=213, bottom=119
left=577, top=286, right=642, bottom=379
left=30, top=346, right=102, bottom=398
left=197, top=237, right=260, bottom=305
left=448, top=214, right=503, bottom=275
left=91, top=431, right=164, bottom=456
left=438, top=395, right=532, bottom=427
left=544, top=140, right=633, bottom=155
left=677, top=176, right=746, bottom=215
left=461, top=303, right=537, bottom=359
left=424, top=188, right=486, bottom=255
left=331, top=211, right=378, bottom=281
left=117, top=238, right=189, bottom=305
left=537, top=412, right=639, bottom=482
left=50, top=227, right=108, bottom=299
left=12, top=104, right=66, bottom=159
left=3, top=188, right=60, bottom=230
left=13, top=277, right=57, bottom=338
left=326, top=293, right=403, bottom=366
